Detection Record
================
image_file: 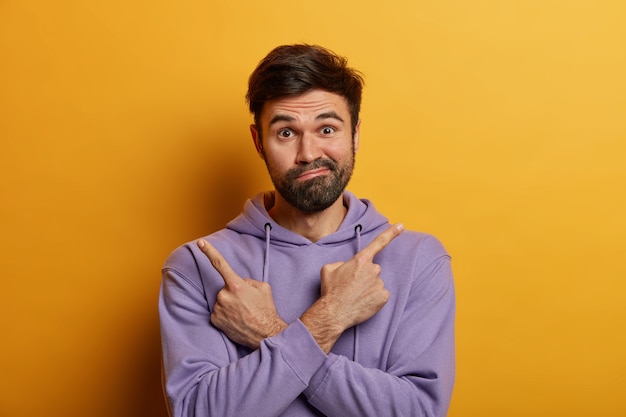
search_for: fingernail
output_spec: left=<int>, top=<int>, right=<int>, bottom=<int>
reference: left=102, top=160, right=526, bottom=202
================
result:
left=396, top=223, right=405, bottom=232
left=197, top=239, right=205, bottom=248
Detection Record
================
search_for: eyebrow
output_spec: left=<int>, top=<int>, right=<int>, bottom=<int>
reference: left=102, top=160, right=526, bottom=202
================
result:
left=268, top=111, right=345, bottom=127
left=317, top=111, right=345, bottom=123
left=268, top=114, right=296, bottom=126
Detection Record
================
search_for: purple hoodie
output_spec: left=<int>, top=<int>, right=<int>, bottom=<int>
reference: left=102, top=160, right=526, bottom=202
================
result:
left=159, top=191, right=455, bottom=416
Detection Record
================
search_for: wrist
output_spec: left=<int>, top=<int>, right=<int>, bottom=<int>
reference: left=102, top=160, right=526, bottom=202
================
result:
left=267, top=318, right=288, bottom=339
left=300, top=298, right=345, bottom=354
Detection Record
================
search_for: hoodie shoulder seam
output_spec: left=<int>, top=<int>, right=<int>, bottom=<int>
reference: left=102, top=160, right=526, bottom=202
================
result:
left=162, top=266, right=205, bottom=295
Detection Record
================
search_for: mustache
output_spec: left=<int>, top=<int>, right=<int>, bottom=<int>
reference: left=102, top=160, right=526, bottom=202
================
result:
left=285, top=159, right=338, bottom=180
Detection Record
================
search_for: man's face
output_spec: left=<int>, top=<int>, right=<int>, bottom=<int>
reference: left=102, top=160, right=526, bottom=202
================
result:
left=251, top=89, right=359, bottom=213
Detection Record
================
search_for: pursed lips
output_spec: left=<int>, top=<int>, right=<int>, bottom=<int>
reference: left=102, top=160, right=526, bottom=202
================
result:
left=296, top=167, right=330, bottom=181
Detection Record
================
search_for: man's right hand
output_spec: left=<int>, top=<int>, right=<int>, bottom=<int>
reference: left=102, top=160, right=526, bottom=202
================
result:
left=198, top=239, right=288, bottom=349
left=301, top=223, right=404, bottom=354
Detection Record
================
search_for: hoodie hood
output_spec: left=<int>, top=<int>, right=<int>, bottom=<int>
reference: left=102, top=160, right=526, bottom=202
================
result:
left=226, top=190, right=389, bottom=248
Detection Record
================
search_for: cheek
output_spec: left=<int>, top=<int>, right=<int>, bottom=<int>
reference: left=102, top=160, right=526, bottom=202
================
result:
left=325, top=141, right=354, bottom=162
left=263, top=150, right=293, bottom=173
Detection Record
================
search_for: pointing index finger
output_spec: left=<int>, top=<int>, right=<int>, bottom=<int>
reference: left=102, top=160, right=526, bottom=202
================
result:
left=197, top=239, right=243, bottom=287
left=358, top=223, right=404, bottom=261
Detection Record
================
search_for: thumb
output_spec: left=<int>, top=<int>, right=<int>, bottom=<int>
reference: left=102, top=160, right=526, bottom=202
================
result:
left=244, top=278, right=265, bottom=289
left=322, top=261, right=344, bottom=275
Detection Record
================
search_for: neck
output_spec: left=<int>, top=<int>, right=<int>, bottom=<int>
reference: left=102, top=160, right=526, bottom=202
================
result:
left=266, top=192, right=347, bottom=242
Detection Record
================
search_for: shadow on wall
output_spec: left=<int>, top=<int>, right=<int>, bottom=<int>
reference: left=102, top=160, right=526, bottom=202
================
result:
left=121, top=125, right=262, bottom=417
left=174, top=122, right=264, bottom=237
left=124, top=312, right=170, bottom=417
left=199, top=145, right=264, bottom=234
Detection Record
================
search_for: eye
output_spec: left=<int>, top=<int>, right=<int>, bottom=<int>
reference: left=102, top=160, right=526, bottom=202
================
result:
left=277, top=128, right=295, bottom=139
left=320, top=126, right=336, bottom=135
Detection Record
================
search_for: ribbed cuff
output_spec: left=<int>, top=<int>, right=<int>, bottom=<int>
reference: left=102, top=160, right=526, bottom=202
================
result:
left=266, top=319, right=328, bottom=385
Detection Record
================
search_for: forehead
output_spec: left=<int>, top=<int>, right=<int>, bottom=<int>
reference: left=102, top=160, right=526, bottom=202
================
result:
left=260, top=90, right=350, bottom=125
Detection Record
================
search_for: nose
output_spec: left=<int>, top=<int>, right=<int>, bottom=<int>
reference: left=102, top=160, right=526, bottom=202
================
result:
left=296, top=132, right=323, bottom=164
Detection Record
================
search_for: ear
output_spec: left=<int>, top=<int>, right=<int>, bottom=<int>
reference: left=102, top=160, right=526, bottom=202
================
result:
left=353, top=119, right=361, bottom=152
left=250, top=124, right=264, bottom=159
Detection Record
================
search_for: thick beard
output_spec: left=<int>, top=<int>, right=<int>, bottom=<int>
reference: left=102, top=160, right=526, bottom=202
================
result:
left=268, top=155, right=354, bottom=213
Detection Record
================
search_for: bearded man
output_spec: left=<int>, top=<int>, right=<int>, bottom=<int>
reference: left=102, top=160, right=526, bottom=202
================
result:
left=159, top=44, right=456, bottom=417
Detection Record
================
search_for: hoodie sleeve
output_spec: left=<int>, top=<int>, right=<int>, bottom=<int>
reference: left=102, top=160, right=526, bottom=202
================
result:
left=159, top=245, right=329, bottom=417
left=303, top=235, right=456, bottom=417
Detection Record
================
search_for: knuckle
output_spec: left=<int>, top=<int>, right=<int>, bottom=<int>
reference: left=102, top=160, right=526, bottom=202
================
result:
left=210, top=310, right=221, bottom=325
left=377, top=235, right=390, bottom=246
left=210, top=257, right=223, bottom=270
left=321, top=263, right=337, bottom=274
left=353, top=252, right=369, bottom=264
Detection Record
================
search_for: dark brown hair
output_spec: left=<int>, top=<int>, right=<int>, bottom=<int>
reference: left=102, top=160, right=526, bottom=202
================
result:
left=246, top=44, right=364, bottom=137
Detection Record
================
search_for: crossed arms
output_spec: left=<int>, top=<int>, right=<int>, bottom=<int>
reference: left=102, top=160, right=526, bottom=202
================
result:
left=198, top=223, right=404, bottom=354
left=159, top=224, right=455, bottom=416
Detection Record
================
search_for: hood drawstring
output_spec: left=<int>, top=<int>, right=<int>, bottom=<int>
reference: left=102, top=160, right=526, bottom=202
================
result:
left=263, top=223, right=272, bottom=282
left=261, top=222, right=363, bottom=360
left=354, top=224, right=363, bottom=252
left=353, top=224, right=363, bottom=361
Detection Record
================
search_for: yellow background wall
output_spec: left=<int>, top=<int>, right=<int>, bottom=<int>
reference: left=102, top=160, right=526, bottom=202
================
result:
left=1, top=1, right=624, bottom=416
